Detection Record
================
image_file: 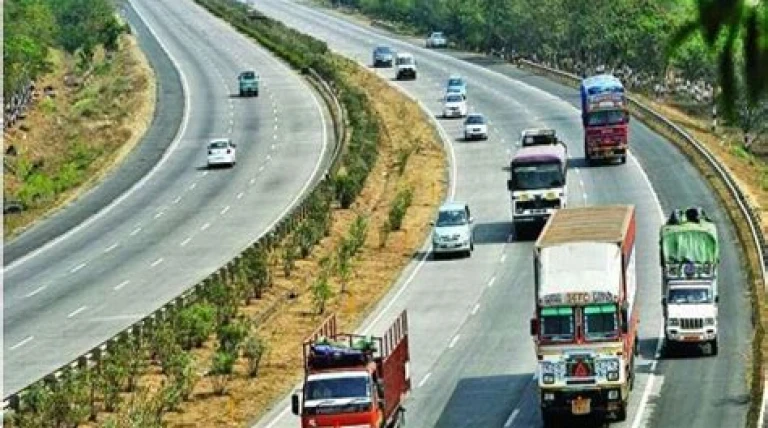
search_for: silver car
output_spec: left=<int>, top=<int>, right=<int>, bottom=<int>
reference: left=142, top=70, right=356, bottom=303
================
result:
left=431, top=202, right=474, bottom=258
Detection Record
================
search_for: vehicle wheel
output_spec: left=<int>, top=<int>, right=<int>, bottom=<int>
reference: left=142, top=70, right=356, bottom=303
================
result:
left=542, top=412, right=557, bottom=428
left=615, top=402, right=627, bottom=421
left=465, top=249, right=472, bottom=258
left=470, top=241, right=474, bottom=251
left=710, top=339, right=718, bottom=356
left=239, top=90, right=244, bottom=97
left=255, top=91, right=259, bottom=97
left=620, top=155, right=627, bottom=164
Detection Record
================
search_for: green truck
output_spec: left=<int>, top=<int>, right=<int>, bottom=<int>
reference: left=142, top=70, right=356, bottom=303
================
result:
left=659, top=207, right=720, bottom=356
left=238, top=70, right=259, bottom=97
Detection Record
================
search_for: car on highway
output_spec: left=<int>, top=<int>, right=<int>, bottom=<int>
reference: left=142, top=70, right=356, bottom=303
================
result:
left=207, top=138, right=237, bottom=168
left=463, top=113, right=488, bottom=140
left=426, top=31, right=447, bottom=48
left=442, top=93, right=468, bottom=118
left=372, top=45, right=395, bottom=67
left=238, top=70, right=259, bottom=97
left=431, top=201, right=474, bottom=258
left=395, top=52, right=417, bottom=80
left=446, top=75, right=467, bottom=98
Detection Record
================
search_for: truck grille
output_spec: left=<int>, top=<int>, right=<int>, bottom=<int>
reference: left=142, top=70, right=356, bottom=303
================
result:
left=516, top=198, right=560, bottom=210
left=680, top=318, right=704, bottom=329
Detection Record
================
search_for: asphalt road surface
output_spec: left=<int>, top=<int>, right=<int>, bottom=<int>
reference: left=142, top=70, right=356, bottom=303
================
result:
left=3, top=0, right=333, bottom=396
left=247, top=1, right=750, bottom=427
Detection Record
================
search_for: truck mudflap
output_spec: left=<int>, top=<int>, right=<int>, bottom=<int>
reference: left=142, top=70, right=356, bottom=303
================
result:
left=540, top=388, right=625, bottom=418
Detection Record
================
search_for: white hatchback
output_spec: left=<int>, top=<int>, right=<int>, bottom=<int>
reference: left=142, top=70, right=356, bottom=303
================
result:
left=442, top=93, right=468, bottom=118
left=207, top=138, right=237, bottom=168
left=463, top=113, right=488, bottom=140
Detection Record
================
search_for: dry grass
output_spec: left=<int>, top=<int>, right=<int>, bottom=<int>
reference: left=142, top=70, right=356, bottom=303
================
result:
left=3, top=34, right=156, bottom=239
left=82, top=59, right=446, bottom=427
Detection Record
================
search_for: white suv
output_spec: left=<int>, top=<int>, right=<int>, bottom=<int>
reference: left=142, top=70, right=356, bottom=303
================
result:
left=426, top=31, right=447, bottom=48
left=464, top=113, right=488, bottom=140
left=207, top=138, right=237, bottom=168
left=395, top=52, right=417, bottom=80
left=443, top=93, right=468, bottom=118
left=431, top=202, right=474, bottom=258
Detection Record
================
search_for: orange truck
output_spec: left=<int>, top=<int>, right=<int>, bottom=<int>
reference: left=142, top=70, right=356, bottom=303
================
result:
left=291, top=311, right=411, bottom=428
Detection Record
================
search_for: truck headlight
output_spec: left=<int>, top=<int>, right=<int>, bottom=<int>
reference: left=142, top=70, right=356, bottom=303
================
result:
left=704, top=317, right=716, bottom=326
left=544, top=393, right=555, bottom=401
left=597, top=358, right=619, bottom=373
left=542, top=374, right=555, bottom=384
left=608, top=390, right=620, bottom=400
left=607, top=371, right=619, bottom=381
left=668, top=318, right=680, bottom=327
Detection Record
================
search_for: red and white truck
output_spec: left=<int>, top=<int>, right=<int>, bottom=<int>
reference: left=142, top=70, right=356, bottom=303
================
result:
left=530, top=205, right=638, bottom=426
left=291, top=311, right=411, bottom=428
left=580, top=74, right=630, bottom=165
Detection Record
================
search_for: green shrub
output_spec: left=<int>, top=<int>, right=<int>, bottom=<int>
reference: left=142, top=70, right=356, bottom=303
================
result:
left=209, top=351, right=236, bottom=395
left=217, top=317, right=249, bottom=354
left=282, top=243, right=297, bottom=278
left=18, top=172, right=56, bottom=206
left=388, top=187, right=413, bottom=231
left=243, top=333, right=267, bottom=378
left=333, top=171, right=358, bottom=209
left=312, top=270, right=333, bottom=315
left=176, top=303, right=216, bottom=350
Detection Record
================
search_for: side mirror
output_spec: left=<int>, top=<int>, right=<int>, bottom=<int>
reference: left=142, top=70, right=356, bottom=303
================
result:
left=661, top=297, right=667, bottom=306
left=715, top=296, right=719, bottom=303
left=291, top=393, right=300, bottom=415
left=232, top=143, right=237, bottom=148
left=529, top=318, right=538, bottom=336
left=507, top=179, right=514, bottom=191
left=469, top=216, right=474, bottom=224
left=621, top=308, right=629, bottom=333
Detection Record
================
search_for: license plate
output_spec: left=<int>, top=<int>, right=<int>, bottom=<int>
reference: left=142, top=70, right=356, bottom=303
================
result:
left=683, top=336, right=701, bottom=341
left=571, top=398, right=591, bottom=415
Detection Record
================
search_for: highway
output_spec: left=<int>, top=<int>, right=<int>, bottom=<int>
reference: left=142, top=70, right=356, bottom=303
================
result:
left=2, top=0, right=332, bottom=395
left=247, top=1, right=751, bottom=427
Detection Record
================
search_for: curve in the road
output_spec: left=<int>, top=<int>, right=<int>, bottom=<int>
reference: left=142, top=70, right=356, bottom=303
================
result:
left=247, top=2, right=751, bottom=428
left=3, top=0, right=332, bottom=397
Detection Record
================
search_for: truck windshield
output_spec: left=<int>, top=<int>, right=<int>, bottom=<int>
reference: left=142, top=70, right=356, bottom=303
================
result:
left=583, top=304, right=619, bottom=341
left=306, top=376, right=371, bottom=400
left=540, top=307, right=575, bottom=342
left=512, top=163, right=564, bottom=190
left=586, top=110, right=626, bottom=126
left=668, top=287, right=712, bottom=304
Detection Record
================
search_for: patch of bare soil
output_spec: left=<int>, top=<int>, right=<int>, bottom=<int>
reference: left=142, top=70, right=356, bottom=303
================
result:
left=3, top=34, right=156, bottom=238
left=83, top=59, right=446, bottom=427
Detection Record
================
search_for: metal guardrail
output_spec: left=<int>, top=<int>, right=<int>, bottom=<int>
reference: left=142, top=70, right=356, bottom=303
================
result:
left=1, top=68, right=347, bottom=413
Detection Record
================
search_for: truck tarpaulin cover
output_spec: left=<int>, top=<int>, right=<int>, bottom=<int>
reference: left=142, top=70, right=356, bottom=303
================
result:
left=660, top=209, right=719, bottom=265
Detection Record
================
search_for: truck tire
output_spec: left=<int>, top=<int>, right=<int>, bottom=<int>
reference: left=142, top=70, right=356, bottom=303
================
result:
left=615, top=402, right=627, bottom=421
left=542, top=412, right=557, bottom=428
left=620, top=155, right=627, bottom=164
left=710, top=338, right=718, bottom=356
left=239, top=89, right=244, bottom=97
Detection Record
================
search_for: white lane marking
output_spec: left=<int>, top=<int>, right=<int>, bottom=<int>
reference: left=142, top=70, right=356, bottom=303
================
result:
left=189, top=182, right=197, bottom=190
left=237, top=192, right=244, bottom=199
left=500, top=254, right=507, bottom=262
left=180, top=236, right=192, bottom=246
left=130, top=227, right=142, bottom=236
left=759, top=377, right=768, bottom=428
left=70, top=263, right=86, bottom=273
left=154, top=211, right=164, bottom=219
left=259, top=166, right=265, bottom=172
left=104, top=242, right=119, bottom=253
left=250, top=177, right=257, bottom=183
left=25, top=285, right=48, bottom=298
left=271, top=144, right=276, bottom=149
left=448, top=334, right=460, bottom=348
left=114, top=280, right=130, bottom=291
left=221, top=205, right=230, bottom=215
left=417, top=372, right=432, bottom=388
left=488, top=276, right=497, bottom=287
left=68, top=306, right=88, bottom=318
left=202, top=171, right=208, bottom=176
left=471, top=303, right=480, bottom=315
left=2, top=0, right=193, bottom=274
left=266, top=155, right=272, bottom=160
left=201, top=222, right=210, bottom=231
left=150, top=258, right=164, bottom=267
left=173, top=195, right=182, bottom=204
left=273, top=134, right=278, bottom=140
left=10, top=336, right=34, bottom=350
left=229, top=119, right=234, bottom=125
left=503, top=408, right=520, bottom=427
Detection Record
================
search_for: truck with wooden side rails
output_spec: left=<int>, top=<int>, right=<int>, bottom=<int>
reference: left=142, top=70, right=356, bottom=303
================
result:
left=291, top=311, right=411, bottom=428
left=529, top=205, right=638, bottom=426
left=507, top=142, right=568, bottom=237
left=660, top=207, right=720, bottom=356
left=580, top=74, right=630, bottom=165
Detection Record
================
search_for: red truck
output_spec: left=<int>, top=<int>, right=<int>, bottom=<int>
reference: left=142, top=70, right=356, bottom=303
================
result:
left=291, top=311, right=411, bottom=428
left=580, top=74, right=630, bottom=165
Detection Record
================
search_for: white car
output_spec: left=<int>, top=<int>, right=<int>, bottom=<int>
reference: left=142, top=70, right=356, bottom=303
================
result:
left=395, top=52, right=417, bottom=80
left=443, top=93, right=468, bottom=118
left=426, top=31, right=447, bottom=48
left=463, top=113, right=488, bottom=140
left=207, top=138, right=237, bottom=168
left=431, top=202, right=474, bottom=258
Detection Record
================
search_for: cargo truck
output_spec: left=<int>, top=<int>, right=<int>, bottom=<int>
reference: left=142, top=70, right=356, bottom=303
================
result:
left=507, top=142, right=568, bottom=237
left=580, top=74, right=629, bottom=165
left=238, top=70, right=259, bottom=97
left=660, top=207, right=719, bottom=356
left=291, top=311, right=411, bottom=428
left=530, top=205, right=638, bottom=426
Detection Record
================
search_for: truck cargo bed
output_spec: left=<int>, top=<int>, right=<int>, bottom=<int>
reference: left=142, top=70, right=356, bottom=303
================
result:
left=536, top=205, right=635, bottom=248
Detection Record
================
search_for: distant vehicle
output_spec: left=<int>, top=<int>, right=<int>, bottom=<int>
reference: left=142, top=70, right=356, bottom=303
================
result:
left=580, top=74, right=629, bottom=164
left=207, top=138, right=237, bottom=168
left=446, top=75, right=467, bottom=98
left=520, top=128, right=562, bottom=147
left=238, top=70, right=259, bottom=97
left=426, top=31, right=447, bottom=48
left=291, top=311, right=410, bottom=428
left=431, top=201, right=474, bottom=258
left=395, top=52, right=417, bottom=80
left=442, top=93, right=468, bottom=118
left=660, top=207, right=719, bottom=356
left=372, top=45, right=395, bottom=67
left=463, top=113, right=488, bottom=140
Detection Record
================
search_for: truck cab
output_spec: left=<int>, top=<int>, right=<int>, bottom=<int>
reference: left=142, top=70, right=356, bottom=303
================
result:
left=238, top=70, right=259, bottom=97
left=395, top=52, right=417, bottom=80
left=520, top=128, right=561, bottom=147
left=660, top=207, right=719, bottom=356
left=507, top=143, right=567, bottom=237
left=292, top=312, right=410, bottom=428
left=580, top=74, right=629, bottom=164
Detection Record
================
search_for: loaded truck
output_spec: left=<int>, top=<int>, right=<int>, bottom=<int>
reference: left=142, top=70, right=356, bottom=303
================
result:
left=238, top=70, right=259, bottom=97
left=580, top=74, right=629, bottom=164
left=530, top=205, right=638, bottom=426
left=660, top=207, right=719, bottom=356
left=507, top=141, right=568, bottom=237
left=291, top=311, right=411, bottom=428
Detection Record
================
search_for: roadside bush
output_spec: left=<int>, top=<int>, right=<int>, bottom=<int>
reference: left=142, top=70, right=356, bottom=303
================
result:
left=282, top=242, right=297, bottom=278
left=312, top=268, right=333, bottom=315
left=18, top=173, right=56, bottom=206
left=243, top=333, right=267, bottom=378
left=209, top=351, right=236, bottom=395
left=244, top=246, right=271, bottom=300
left=175, top=303, right=216, bottom=350
left=204, top=277, right=239, bottom=326
left=217, top=317, right=250, bottom=354
left=348, top=214, right=369, bottom=254
left=388, top=187, right=413, bottom=231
